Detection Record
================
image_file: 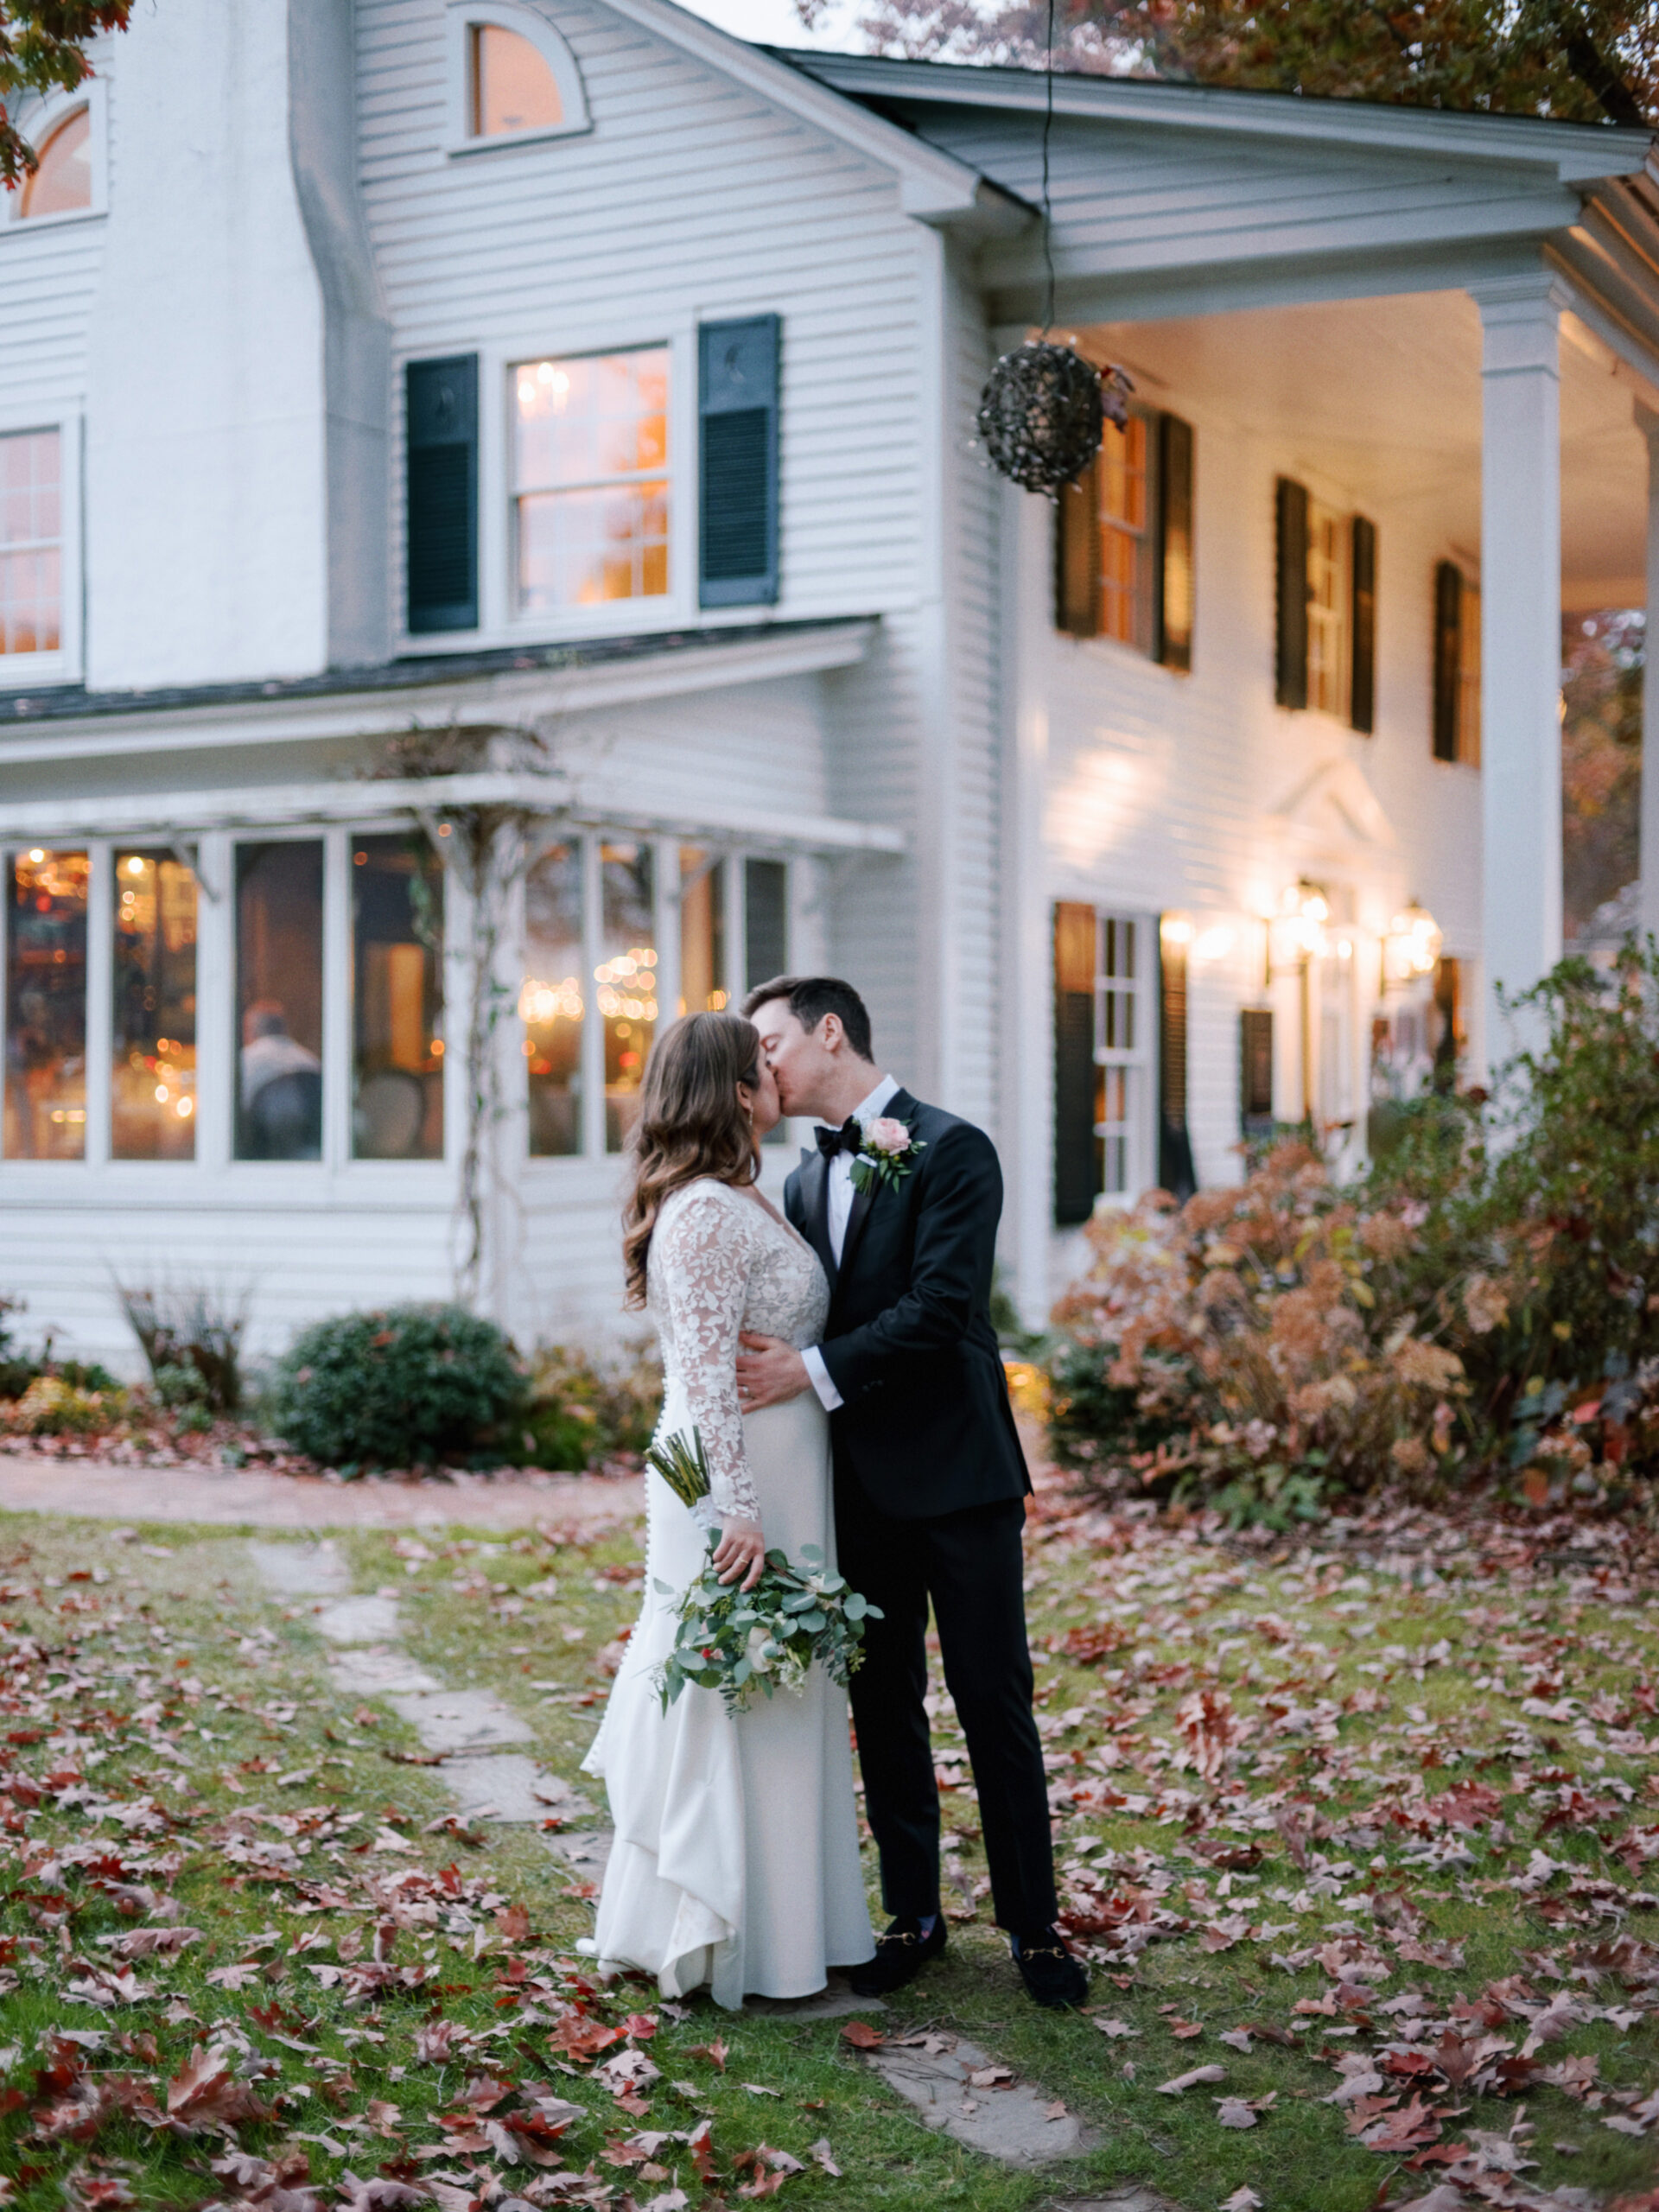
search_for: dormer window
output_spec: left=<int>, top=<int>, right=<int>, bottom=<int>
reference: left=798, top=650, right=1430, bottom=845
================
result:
left=471, top=24, right=562, bottom=136
left=21, top=105, right=91, bottom=218
left=446, top=3, right=590, bottom=153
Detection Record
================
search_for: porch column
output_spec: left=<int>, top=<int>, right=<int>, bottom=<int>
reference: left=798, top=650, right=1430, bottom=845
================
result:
left=1637, top=403, right=1659, bottom=948
left=1471, top=273, right=1568, bottom=1065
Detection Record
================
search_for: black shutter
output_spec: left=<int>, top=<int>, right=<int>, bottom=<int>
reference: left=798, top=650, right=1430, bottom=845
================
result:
left=1240, top=1007, right=1274, bottom=1136
left=1055, top=461, right=1100, bottom=637
left=405, top=356, right=478, bottom=634
left=1053, top=903, right=1099, bottom=1226
left=743, top=859, right=787, bottom=991
left=1274, top=476, right=1309, bottom=709
left=1351, top=514, right=1376, bottom=734
left=699, top=315, right=779, bottom=607
left=1157, top=922, right=1197, bottom=1201
left=1155, top=413, right=1194, bottom=671
left=1433, top=560, right=1462, bottom=761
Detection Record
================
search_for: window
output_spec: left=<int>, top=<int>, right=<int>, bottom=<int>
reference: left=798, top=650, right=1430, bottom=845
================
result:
left=744, top=860, right=787, bottom=995
left=1056, top=409, right=1195, bottom=666
left=1157, top=915, right=1195, bottom=1200
left=111, top=852, right=197, bottom=1160
left=513, top=349, right=669, bottom=612
left=1240, top=1007, right=1274, bottom=1137
left=0, top=429, right=60, bottom=660
left=1432, top=561, right=1481, bottom=766
left=599, top=842, right=655, bottom=1154
left=1052, top=902, right=1151, bottom=1222
left=236, top=842, right=324, bottom=1160
left=679, top=848, right=727, bottom=1014
left=471, top=23, right=563, bottom=135
left=353, top=837, right=444, bottom=1160
left=524, top=840, right=584, bottom=1157
left=4, top=849, right=87, bottom=1159
left=20, top=105, right=90, bottom=219
left=1276, top=480, right=1376, bottom=729
left=1095, top=914, right=1146, bottom=1198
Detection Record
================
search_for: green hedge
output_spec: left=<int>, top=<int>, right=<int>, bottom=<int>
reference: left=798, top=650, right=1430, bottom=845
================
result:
left=271, top=1303, right=525, bottom=1471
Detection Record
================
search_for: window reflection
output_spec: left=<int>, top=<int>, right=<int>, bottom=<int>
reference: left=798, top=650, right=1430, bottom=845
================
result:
left=513, top=349, right=670, bottom=609
left=19, top=106, right=91, bottom=219
left=470, top=23, right=563, bottom=135
left=524, top=840, right=583, bottom=1156
left=237, top=841, right=324, bottom=1160
left=678, top=847, right=726, bottom=1015
left=0, top=428, right=61, bottom=659
left=353, top=836, right=444, bottom=1160
left=4, top=849, right=87, bottom=1159
left=599, top=842, right=655, bottom=1153
left=111, top=851, right=197, bottom=1160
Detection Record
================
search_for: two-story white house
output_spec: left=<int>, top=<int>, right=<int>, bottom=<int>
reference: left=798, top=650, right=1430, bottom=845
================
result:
left=3, top=0, right=1657, bottom=1363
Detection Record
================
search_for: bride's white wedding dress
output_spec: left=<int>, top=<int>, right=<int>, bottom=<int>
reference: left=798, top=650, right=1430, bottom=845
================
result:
left=582, top=1177, right=874, bottom=2007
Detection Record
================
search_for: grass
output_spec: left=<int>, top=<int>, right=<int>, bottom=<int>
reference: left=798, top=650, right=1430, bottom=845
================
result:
left=2, top=1489, right=1657, bottom=2210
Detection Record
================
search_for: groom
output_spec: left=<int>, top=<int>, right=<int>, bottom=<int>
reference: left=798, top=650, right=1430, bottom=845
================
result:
left=734, top=976, right=1086, bottom=2010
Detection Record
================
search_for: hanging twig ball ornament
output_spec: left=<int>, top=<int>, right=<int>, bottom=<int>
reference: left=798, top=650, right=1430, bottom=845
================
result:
left=975, top=340, right=1134, bottom=496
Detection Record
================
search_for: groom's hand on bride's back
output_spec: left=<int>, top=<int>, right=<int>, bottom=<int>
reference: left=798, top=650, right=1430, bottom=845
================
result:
left=735, top=1332, right=810, bottom=1408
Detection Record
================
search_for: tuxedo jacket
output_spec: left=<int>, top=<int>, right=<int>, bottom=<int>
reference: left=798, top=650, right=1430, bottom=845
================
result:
left=783, top=1089, right=1030, bottom=1521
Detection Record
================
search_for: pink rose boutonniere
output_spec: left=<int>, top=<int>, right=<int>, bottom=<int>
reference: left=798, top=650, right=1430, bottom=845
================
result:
left=850, top=1115, right=927, bottom=1196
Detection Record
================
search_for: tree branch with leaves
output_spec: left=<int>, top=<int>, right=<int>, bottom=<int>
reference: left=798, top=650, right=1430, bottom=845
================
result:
left=1, top=3, right=131, bottom=190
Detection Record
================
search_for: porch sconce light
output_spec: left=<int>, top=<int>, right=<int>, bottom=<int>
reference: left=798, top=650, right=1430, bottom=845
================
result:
left=1382, top=900, right=1443, bottom=986
left=1277, top=879, right=1330, bottom=963
left=1160, top=912, right=1195, bottom=948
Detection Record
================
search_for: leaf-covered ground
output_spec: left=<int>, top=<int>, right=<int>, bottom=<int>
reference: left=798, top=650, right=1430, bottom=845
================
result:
left=3, top=1482, right=1658, bottom=2212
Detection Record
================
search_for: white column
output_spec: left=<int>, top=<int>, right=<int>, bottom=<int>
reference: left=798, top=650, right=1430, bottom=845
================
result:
left=1637, top=404, right=1659, bottom=949
left=1471, top=273, right=1568, bottom=1065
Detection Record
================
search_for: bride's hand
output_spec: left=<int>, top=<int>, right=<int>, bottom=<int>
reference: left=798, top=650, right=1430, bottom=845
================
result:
left=713, top=1517, right=766, bottom=1592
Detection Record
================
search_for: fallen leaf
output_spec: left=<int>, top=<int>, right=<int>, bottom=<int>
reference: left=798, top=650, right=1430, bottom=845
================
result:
left=1157, top=2065, right=1227, bottom=2094
left=840, top=2020, right=885, bottom=2050
left=1215, top=2097, right=1257, bottom=2129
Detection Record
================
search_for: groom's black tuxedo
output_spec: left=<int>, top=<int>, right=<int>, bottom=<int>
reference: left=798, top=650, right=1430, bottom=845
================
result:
left=784, top=1089, right=1057, bottom=1939
left=784, top=1090, right=1031, bottom=1521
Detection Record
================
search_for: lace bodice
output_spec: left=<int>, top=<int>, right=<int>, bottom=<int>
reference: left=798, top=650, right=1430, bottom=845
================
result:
left=646, top=1178, right=830, bottom=1526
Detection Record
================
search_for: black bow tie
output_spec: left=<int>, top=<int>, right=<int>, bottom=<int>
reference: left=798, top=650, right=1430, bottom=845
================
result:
left=815, top=1117, right=864, bottom=1163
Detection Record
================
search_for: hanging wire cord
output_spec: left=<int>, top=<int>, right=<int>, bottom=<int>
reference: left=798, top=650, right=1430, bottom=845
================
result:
left=1039, top=0, right=1058, bottom=334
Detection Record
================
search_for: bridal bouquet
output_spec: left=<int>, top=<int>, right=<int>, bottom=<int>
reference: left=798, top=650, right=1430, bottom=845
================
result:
left=646, top=1427, right=881, bottom=1714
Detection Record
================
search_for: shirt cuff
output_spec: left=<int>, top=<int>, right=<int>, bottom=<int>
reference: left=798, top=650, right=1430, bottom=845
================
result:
left=801, top=1344, right=843, bottom=1413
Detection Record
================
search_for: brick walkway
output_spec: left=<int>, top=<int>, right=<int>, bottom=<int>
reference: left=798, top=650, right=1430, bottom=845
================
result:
left=0, top=1453, right=644, bottom=1532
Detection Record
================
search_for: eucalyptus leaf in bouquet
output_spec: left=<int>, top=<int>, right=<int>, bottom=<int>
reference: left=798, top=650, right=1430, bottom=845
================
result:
left=654, top=1539, right=882, bottom=1716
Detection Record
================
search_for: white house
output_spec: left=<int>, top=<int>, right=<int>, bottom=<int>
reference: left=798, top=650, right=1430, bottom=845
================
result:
left=2, top=0, right=1657, bottom=1366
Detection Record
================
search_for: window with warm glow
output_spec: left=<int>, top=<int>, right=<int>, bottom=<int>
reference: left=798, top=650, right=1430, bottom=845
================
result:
left=236, top=842, right=324, bottom=1160
left=353, top=836, right=444, bottom=1160
left=1306, top=499, right=1349, bottom=717
left=599, top=842, right=656, bottom=1154
left=0, top=429, right=61, bottom=659
left=19, top=105, right=91, bottom=219
left=524, top=840, right=584, bottom=1157
left=470, top=23, right=563, bottom=135
left=111, top=852, right=198, bottom=1160
left=513, top=349, right=669, bottom=612
left=4, top=849, right=88, bottom=1160
left=678, top=848, right=727, bottom=1016
left=1096, top=414, right=1149, bottom=648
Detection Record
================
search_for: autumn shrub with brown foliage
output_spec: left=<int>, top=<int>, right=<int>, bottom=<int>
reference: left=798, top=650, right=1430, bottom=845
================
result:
left=1047, top=940, right=1659, bottom=1521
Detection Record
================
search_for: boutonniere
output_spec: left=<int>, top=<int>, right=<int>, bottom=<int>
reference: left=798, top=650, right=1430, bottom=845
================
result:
left=850, top=1116, right=927, bottom=1195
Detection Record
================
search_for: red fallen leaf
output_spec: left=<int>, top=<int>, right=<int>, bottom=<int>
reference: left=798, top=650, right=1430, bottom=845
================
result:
left=1420, top=1781, right=1503, bottom=1830
left=1362, top=2093, right=1443, bottom=2153
left=544, top=2010, right=624, bottom=2063
left=688, top=2037, right=729, bottom=2070
left=840, top=2021, right=885, bottom=2050
left=624, top=2012, right=658, bottom=2039
left=494, top=1902, right=531, bottom=1942
left=686, top=2116, right=717, bottom=2180
left=1343, top=2094, right=1400, bottom=2138
left=163, top=2044, right=276, bottom=2133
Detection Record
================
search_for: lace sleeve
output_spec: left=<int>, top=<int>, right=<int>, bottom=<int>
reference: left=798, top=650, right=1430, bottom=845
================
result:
left=654, top=1186, right=761, bottom=1527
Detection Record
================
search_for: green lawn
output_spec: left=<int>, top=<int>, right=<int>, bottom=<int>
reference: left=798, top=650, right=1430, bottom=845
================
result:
left=2, top=1489, right=1656, bottom=2211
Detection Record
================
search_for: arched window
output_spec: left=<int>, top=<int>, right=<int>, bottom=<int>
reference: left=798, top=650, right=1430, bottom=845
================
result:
left=20, top=105, right=91, bottom=219
left=471, top=24, right=562, bottom=136
left=446, top=3, right=589, bottom=152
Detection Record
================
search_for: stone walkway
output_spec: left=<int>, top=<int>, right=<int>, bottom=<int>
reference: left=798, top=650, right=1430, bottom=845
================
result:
left=0, top=1455, right=643, bottom=1533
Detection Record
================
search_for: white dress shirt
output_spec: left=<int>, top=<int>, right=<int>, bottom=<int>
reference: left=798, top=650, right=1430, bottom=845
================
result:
left=800, top=1074, right=899, bottom=1414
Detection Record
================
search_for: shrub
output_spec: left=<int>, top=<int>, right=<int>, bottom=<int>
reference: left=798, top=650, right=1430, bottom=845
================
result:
left=0, top=1376, right=124, bottom=1437
left=0, top=1294, right=32, bottom=1400
left=521, top=1341, right=659, bottom=1471
left=272, top=1303, right=526, bottom=1470
left=117, top=1281, right=248, bottom=1414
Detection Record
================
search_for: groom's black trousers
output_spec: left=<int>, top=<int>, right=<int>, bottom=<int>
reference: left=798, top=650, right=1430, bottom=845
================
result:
left=834, top=1475, right=1058, bottom=1936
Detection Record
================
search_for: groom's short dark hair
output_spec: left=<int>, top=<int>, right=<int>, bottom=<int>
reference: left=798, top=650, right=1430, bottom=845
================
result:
left=741, top=975, right=874, bottom=1062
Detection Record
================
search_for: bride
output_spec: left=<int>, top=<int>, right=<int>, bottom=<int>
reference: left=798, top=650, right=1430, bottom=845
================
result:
left=582, top=1011, right=875, bottom=2006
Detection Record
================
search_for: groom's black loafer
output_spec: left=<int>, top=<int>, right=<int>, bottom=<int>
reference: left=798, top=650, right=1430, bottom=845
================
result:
left=847, top=1915, right=947, bottom=1997
left=1013, top=1928, right=1089, bottom=2010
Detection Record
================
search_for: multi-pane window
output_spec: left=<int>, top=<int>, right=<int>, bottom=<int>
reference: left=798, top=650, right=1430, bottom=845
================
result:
left=353, top=836, right=444, bottom=1160
left=679, top=848, right=727, bottom=1015
left=523, top=840, right=584, bottom=1158
left=0, top=429, right=61, bottom=659
left=1095, top=915, right=1145, bottom=1197
left=4, top=849, right=88, bottom=1159
left=111, top=852, right=198, bottom=1160
left=1306, top=499, right=1348, bottom=717
left=513, top=349, right=669, bottom=611
left=1097, top=414, right=1150, bottom=648
left=236, top=842, right=324, bottom=1160
left=599, top=842, right=656, bottom=1154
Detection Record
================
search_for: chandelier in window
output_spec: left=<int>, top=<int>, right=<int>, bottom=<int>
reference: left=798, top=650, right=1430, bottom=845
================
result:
left=974, top=0, right=1133, bottom=496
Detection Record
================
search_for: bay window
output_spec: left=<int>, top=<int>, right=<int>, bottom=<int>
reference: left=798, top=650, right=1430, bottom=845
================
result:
left=111, top=851, right=198, bottom=1160
left=599, top=842, right=656, bottom=1153
left=353, top=836, right=445, bottom=1160
left=236, top=842, right=325, bottom=1160
left=524, top=839, right=584, bottom=1158
left=4, top=849, right=87, bottom=1159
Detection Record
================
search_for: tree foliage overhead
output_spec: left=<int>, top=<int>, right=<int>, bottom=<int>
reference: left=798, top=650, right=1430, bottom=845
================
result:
left=0, top=2, right=131, bottom=190
left=822, top=0, right=1659, bottom=127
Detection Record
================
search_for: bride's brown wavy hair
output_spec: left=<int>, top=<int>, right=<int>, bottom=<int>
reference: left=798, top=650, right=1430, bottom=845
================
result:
left=621, top=1011, right=761, bottom=1309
